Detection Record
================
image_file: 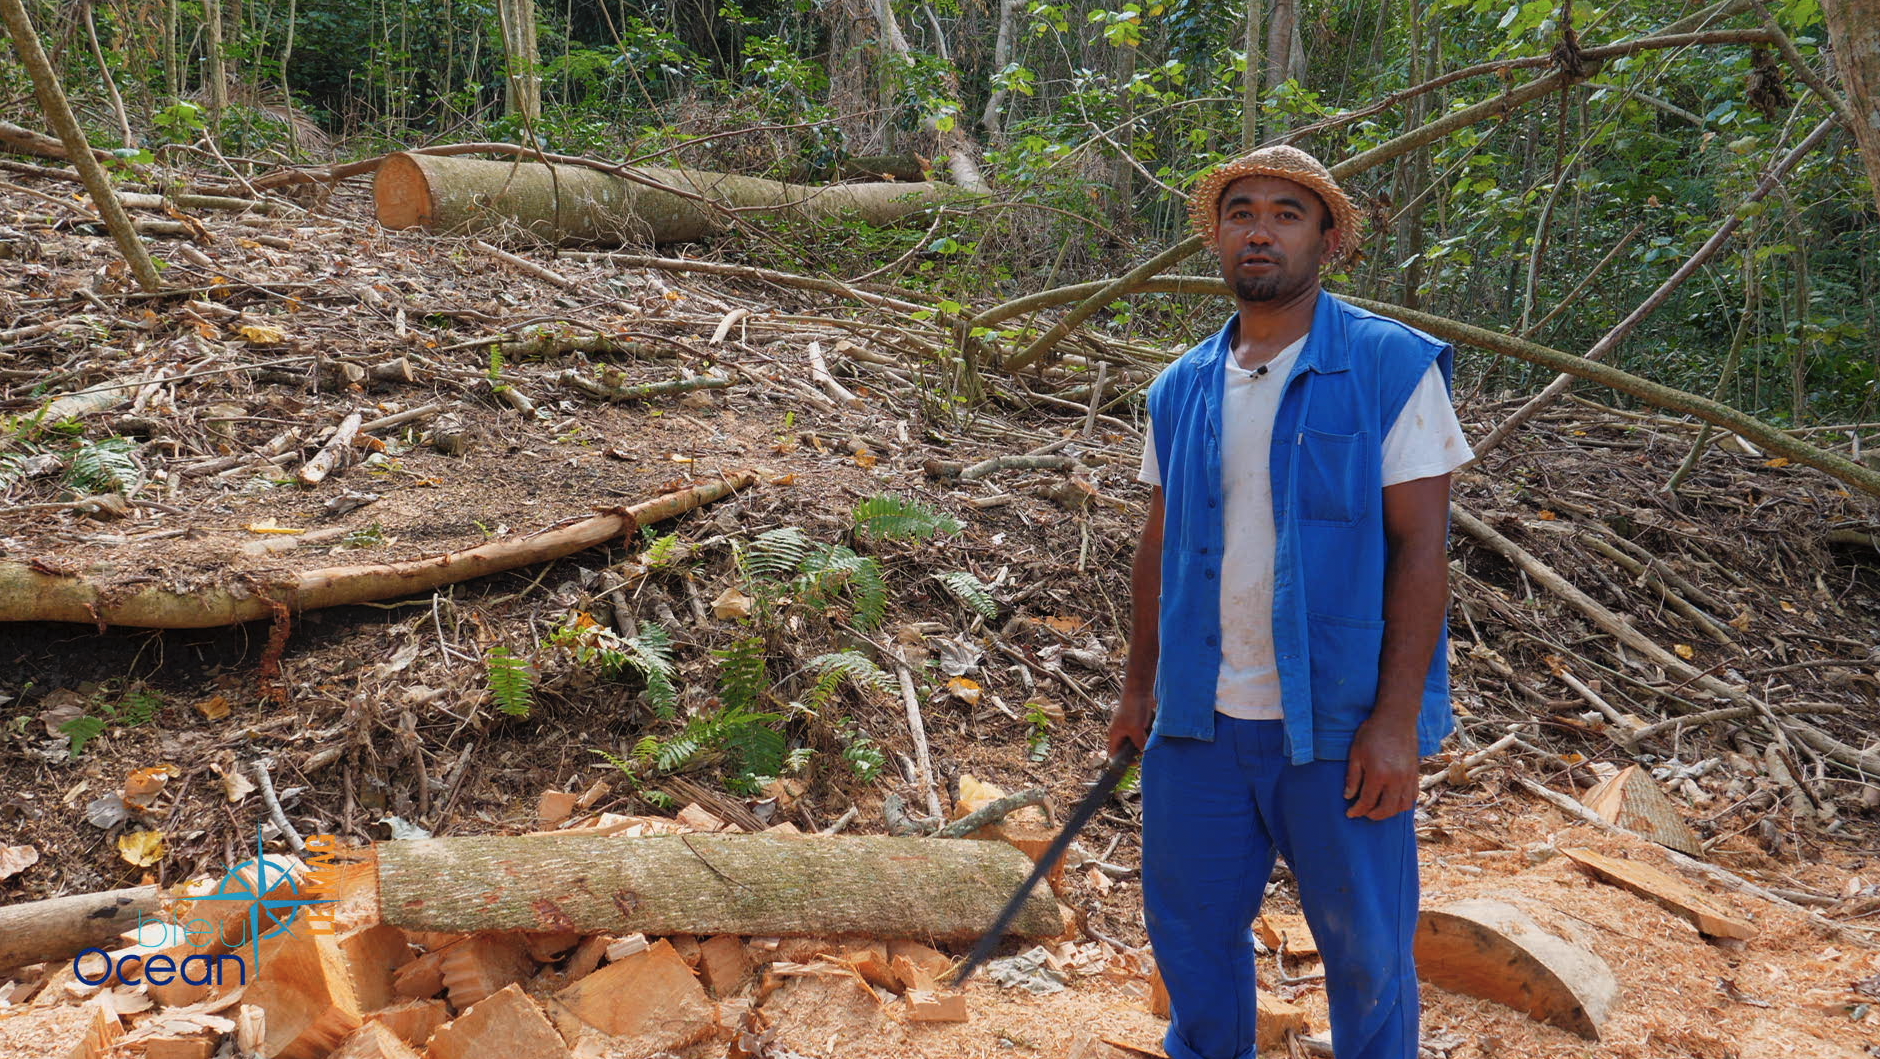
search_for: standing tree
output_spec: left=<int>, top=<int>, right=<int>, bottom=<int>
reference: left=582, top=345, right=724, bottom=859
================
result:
left=0, top=0, right=162, bottom=293
left=1819, top=0, right=1880, bottom=215
left=498, top=0, right=543, bottom=123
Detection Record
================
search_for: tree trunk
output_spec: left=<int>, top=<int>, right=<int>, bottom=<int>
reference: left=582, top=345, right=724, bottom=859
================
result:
left=374, top=152, right=975, bottom=245
left=980, top=0, right=1021, bottom=139
left=0, top=0, right=163, bottom=293
left=866, top=0, right=990, bottom=193
left=1242, top=0, right=1263, bottom=146
left=376, top=833, right=1065, bottom=940
left=202, top=0, right=228, bottom=119
left=1819, top=0, right=1880, bottom=217
left=497, top=0, right=542, bottom=123
left=0, top=886, right=160, bottom=977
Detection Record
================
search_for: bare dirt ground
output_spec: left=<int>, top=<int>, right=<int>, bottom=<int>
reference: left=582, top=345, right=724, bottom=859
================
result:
left=3, top=172, right=1879, bottom=1057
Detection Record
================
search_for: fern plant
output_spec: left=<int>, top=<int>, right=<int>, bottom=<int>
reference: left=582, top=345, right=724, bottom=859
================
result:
left=791, top=545, right=887, bottom=629
left=851, top=494, right=962, bottom=540
left=738, top=528, right=888, bottom=630
left=65, top=437, right=139, bottom=493
left=485, top=644, right=536, bottom=718
left=551, top=616, right=678, bottom=716
left=935, top=570, right=998, bottom=621
left=714, top=635, right=769, bottom=712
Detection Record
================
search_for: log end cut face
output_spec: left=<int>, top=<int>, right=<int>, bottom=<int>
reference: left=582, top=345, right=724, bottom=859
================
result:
left=1415, top=899, right=1617, bottom=1041
left=373, top=154, right=436, bottom=231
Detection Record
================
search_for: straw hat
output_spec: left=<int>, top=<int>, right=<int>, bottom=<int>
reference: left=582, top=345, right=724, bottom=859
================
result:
left=1188, top=145, right=1363, bottom=270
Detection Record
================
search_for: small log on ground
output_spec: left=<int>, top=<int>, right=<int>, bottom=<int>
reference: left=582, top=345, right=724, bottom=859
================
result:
left=0, top=470, right=754, bottom=627
left=1254, top=913, right=1318, bottom=957
left=375, top=833, right=1063, bottom=940
left=374, top=152, right=970, bottom=246
left=1580, top=765, right=1704, bottom=858
left=1414, top=899, right=1618, bottom=1040
left=1559, top=847, right=1757, bottom=939
left=0, top=885, right=158, bottom=977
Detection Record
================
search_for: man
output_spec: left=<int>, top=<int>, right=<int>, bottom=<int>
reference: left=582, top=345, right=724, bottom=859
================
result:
left=1108, top=145, right=1471, bottom=1059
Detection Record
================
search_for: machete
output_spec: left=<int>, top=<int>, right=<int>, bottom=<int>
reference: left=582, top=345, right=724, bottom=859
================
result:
left=951, top=743, right=1139, bottom=987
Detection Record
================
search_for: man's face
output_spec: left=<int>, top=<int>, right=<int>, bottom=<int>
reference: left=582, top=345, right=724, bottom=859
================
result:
left=1215, top=175, right=1340, bottom=304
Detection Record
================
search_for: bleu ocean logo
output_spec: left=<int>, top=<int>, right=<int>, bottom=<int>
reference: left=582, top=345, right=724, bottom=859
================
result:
left=73, top=827, right=343, bottom=989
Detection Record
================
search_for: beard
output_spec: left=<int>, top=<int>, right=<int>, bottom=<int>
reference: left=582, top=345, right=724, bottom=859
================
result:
left=1232, top=271, right=1287, bottom=302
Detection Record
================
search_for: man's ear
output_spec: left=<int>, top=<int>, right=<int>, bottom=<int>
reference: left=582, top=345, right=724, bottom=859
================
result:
left=1321, top=226, right=1344, bottom=262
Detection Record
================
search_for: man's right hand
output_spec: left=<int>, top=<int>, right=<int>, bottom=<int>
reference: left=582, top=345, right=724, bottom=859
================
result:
left=1108, top=689, right=1155, bottom=755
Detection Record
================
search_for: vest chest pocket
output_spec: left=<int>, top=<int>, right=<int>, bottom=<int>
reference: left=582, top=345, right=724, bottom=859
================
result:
left=1295, top=428, right=1371, bottom=525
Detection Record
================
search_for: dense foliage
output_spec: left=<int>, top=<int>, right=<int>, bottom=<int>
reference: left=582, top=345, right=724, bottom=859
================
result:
left=3, top=0, right=1875, bottom=421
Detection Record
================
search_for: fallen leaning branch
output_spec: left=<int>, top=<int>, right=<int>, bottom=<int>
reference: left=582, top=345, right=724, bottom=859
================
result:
left=0, top=471, right=755, bottom=628
left=556, top=370, right=734, bottom=403
left=375, top=832, right=1063, bottom=940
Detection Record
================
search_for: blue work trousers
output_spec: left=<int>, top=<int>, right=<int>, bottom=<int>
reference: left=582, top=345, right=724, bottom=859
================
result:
left=1141, top=717, right=1420, bottom=1059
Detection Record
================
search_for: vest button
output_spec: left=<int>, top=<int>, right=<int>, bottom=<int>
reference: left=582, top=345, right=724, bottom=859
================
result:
left=1208, top=499, right=1217, bottom=508
left=1204, top=569, right=1216, bottom=580
left=1205, top=635, right=1218, bottom=646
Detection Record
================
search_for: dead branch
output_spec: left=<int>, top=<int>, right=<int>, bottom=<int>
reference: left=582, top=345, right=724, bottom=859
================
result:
left=0, top=471, right=755, bottom=628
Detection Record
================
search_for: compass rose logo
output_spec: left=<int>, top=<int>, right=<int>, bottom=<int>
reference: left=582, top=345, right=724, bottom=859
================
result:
left=191, top=824, right=335, bottom=970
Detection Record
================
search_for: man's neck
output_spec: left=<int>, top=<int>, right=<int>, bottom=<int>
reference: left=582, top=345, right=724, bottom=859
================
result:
left=1232, top=282, right=1320, bottom=370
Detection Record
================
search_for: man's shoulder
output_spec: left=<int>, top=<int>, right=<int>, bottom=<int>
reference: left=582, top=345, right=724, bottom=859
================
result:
left=1148, top=318, right=1231, bottom=398
left=1326, top=294, right=1449, bottom=356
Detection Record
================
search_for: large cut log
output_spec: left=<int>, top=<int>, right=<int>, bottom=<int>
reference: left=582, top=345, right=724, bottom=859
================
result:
left=0, top=471, right=753, bottom=628
left=373, top=152, right=969, bottom=245
left=0, top=885, right=160, bottom=978
left=1415, top=899, right=1618, bottom=1040
left=375, top=833, right=1063, bottom=940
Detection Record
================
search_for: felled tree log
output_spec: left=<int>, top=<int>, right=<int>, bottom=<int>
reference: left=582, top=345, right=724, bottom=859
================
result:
left=374, top=153, right=969, bottom=245
left=0, top=884, right=160, bottom=976
left=0, top=471, right=754, bottom=628
left=375, top=833, right=1064, bottom=940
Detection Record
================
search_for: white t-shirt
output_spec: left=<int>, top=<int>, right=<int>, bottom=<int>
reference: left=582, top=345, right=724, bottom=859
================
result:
left=1138, top=334, right=1472, bottom=719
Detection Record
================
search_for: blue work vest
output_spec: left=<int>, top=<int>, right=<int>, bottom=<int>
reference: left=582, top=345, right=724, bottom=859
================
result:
left=1145, top=291, right=1455, bottom=764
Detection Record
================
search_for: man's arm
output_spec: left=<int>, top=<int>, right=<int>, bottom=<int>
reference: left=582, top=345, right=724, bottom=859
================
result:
left=1344, top=473, right=1451, bottom=820
left=1109, top=486, right=1165, bottom=754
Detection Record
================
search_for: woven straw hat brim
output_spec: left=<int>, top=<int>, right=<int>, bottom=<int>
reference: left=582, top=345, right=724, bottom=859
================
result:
left=1189, top=150, right=1363, bottom=271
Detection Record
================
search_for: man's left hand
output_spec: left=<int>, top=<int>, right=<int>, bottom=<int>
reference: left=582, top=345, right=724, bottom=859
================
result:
left=1343, top=715, right=1419, bottom=820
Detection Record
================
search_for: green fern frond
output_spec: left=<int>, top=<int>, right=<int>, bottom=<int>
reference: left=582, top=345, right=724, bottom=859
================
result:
left=808, top=651, right=894, bottom=694
left=485, top=644, right=535, bottom=718
left=721, top=712, right=786, bottom=779
left=791, top=547, right=887, bottom=629
left=935, top=570, right=999, bottom=621
left=713, top=635, right=769, bottom=713
left=626, top=622, right=678, bottom=717
left=842, top=735, right=886, bottom=783
left=851, top=494, right=962, bottom=540
left=65, top=437, right=138, bottom=493
left=743, top=527, right=814, bottom=582
left=632, top=735, right=663, bottom=765
left=640, top=532, right=682, bottom=569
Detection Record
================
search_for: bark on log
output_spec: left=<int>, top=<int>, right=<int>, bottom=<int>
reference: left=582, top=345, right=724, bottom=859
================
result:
left=373, top=153, right=969, bottom=246
left=374, top=833, right=1064, bottom=941
left=0, top=471, right=754, bottom=628
left=0, top=885, right=160, bottom=977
